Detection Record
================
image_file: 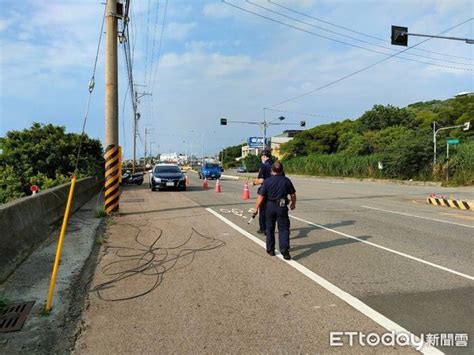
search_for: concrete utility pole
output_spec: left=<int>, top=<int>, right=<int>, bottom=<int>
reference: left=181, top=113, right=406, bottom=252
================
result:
left=105, top=0, right=118, bottom=146
left=104, top=0, right=120, bottom=215
left=132, top=90, right=151, bottom=173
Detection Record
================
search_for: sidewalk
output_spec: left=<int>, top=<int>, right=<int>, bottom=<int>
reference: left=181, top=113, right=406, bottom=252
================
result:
left=74, top=185, right=413, bottom=354
left=0, top=197, right=103, bottom=354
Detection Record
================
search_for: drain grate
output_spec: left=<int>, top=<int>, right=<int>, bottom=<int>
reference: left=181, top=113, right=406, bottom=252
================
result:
left=121, top=198, right=145, bottom=204
left=0, top=301, right=35, bottom=333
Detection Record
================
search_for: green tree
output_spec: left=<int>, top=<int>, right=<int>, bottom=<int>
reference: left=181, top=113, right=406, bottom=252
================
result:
left=358, top=105, right=413, bottom=131
left=219, top=143, right=245, bottom=168
left=0, top=123, right=104, bottom=204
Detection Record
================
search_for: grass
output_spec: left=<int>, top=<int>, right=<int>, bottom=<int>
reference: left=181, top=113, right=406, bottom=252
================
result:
left=283, top=153, right=383, bottom=179
left=0, top=295, right=9, bottom=313
left=95, top=206, right=107, bottom=218
left=39, top=306, right=51, bottom=317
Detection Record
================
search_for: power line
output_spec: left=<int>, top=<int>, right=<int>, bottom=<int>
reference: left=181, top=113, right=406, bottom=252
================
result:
left=150, top=0, right=169, bottom=92
left=223, top=1, right=472, bottom=72
left=249, top=0, right=472, bottom=67
left=73, top=4, right=106, bottom=174
left=264, top=108, right=344, bottom=120
left=268, top=0, right=473, bottom=62
left=262, top=18, right=473, bottom=108
left=147, top=0, right=161, bottom=88
left=144, top=0, right=151, bottom=85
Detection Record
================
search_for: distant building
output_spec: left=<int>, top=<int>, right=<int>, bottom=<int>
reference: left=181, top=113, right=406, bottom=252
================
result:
left=241, top=145, right=260, bottom=158
left=160, top=153, right=178, bottom=163
left=239, top=130, right=302, bottom=160
left=270, top=130, right=302, bottom=159
left=455, top=92, right=473, bottom=97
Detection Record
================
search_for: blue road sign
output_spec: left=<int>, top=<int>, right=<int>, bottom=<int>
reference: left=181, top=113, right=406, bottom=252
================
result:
left=248, top=137, right=267, bottom=148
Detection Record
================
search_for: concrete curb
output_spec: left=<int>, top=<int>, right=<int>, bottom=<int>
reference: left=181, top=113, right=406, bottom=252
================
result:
left=427, top=197, right=473, bottom=211
left=0, top=176, right=102, bottom=282
left=220, top=170, right=444, bottom=187
left=220, top=174, right=240, bottom=180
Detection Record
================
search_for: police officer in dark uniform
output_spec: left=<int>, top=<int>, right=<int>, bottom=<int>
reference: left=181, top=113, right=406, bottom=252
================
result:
left=253, top=162, right=296, bottom=260
left=252, top=150, right=273, bottom=234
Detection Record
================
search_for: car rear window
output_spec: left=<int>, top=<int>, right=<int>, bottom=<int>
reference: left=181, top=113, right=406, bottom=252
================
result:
left=155, top=166, right=181, bottom=174
left=205, top=163, right=219, bottom=168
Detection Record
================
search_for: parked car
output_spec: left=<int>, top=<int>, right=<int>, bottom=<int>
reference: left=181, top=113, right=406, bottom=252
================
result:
left=149, top=164, right=186, bottom=191
left=198, top=162, right=222, bottom=180
left=236, top=166, right=246, bottom=173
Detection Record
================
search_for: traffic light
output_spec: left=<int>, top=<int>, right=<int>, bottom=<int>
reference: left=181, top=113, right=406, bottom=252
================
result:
left=463, top=121, right=471, bottom=131
left=300, top=120, right=306, bottom=127
left=391, top=25, right=408, bottom=46
left=220, top=118, right=227, bottom=125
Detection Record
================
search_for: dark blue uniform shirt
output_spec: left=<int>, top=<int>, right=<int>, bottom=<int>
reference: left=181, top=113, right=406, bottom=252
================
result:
left=258, top=159, right=273, bottom=180
left=259, top=175, right=296, bottom=201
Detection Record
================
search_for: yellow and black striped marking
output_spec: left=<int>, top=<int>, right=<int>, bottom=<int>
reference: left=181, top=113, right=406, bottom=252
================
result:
left=104, top=144, right=120, bottom=215
left=427, top=197, right=473, bottom=211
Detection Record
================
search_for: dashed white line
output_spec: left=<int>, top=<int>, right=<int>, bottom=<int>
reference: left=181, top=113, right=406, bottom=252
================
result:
left=361, top=205, right=474, bottom=229
left=206, top=207, right=443, bottom=355
left=289, top=214, right=474, bottom=281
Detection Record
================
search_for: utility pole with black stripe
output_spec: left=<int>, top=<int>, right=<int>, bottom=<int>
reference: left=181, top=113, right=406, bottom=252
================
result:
left=104, top=0, right=121, bottom=215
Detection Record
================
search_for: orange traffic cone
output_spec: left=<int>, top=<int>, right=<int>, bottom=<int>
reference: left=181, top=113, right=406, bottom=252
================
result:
left=185, top=175, right=190, bottom=186
left=215, top=179, right=222, bottom=193
left=242, top=181, right=250, bottom=200
left=203, top=178, right=209, bottom=189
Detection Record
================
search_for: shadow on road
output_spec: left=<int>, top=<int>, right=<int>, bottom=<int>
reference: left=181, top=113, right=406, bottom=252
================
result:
left=291, top=220, right=356, bottom=240
left=291, top=235, right=371, bottom=261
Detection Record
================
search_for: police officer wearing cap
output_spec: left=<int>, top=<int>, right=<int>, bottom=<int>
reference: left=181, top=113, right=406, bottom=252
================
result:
left=252, top=149, right=273, bottom=234
left=253, top=161, right=296, bottom=260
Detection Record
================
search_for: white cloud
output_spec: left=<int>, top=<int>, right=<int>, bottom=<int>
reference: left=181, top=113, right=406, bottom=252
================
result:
left=0, top=18, right=12, bottom=32
left=166, top=22, right=197, bottom=41
left=1, top=0, right=471, bottom=156
left=203, top=2, right=235, bottom=18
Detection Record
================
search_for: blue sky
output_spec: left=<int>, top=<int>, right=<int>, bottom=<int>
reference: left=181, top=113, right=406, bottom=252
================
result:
left=0, top=0, right=472, bottom=159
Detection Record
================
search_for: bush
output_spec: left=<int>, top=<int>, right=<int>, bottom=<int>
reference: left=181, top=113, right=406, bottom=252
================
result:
left=444, top=141, right=474, bottom=185
left=243, top=154, right=260, bottom=172
left=0, top=123, right=104, bottom=204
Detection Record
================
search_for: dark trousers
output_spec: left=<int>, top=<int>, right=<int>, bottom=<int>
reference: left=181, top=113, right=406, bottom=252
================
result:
left=265, top=202, right=290, bottom=252
left=259, top=200, right=267, bottom=231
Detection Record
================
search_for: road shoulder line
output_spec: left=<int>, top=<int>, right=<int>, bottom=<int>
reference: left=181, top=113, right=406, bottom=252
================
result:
left=290, top=214, right=473, bottom=281
left=362, top=205, right=474, bottom=229
left=206, top=208, right=443, bottom=355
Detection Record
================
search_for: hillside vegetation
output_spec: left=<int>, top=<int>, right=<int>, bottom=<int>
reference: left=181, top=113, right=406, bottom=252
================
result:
left=280, top=95, right=473, bottom=185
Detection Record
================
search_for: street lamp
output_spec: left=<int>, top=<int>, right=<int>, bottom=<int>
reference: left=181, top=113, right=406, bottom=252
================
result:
left=190, top=130, right=216, bottom=165
left=433, top=121, right=470, bottom=165
left=220, top=110, right=305, bottom=152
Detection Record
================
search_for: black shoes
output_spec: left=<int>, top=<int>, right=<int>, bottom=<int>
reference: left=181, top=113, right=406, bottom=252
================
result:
left=266, top=249, right=291, bottom=259
left=281, top=250, right=291, bottom=260
left=256, top=229, right=265, bottom=235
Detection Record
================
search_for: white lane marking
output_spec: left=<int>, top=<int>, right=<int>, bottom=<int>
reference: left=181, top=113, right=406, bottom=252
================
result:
left=362, top=205, right=474, bottom=229
left=289, top=214, right=474, bottom=281
left=206, top=208, right=442, bottom=355
left=220, top=174, right=240, bottom=180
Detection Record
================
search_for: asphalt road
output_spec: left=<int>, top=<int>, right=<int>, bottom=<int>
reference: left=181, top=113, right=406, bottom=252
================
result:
left=182, top=172, right=474, bottom=354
